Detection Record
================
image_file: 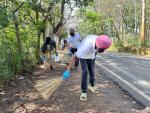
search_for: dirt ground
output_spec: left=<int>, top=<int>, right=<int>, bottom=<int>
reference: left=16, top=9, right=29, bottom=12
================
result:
left=0, top=56, right=146, bottom=113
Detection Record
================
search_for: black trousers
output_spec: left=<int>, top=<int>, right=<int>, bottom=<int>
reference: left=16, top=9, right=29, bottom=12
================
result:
left=80, top=59, right=95, bottom=93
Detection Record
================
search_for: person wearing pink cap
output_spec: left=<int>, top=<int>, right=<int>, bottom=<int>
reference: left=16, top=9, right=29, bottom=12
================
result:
left=63, top=35, right=112, bottom=101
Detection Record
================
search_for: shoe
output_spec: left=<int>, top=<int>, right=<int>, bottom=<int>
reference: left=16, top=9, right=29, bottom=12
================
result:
left=88, top=86, right=99, bottom=93
left=80, top=93, right=87, bottom=101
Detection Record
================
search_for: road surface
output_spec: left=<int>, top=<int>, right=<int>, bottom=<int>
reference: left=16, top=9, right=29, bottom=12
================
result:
left=96, top=52, right=150, bottom=106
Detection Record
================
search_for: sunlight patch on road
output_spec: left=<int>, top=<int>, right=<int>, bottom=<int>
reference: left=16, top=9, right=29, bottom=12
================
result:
left=25, top=103, right=37, bottom=111
left=136, top=80, right=150, bottom=88
left=69, top=85, right=80, bottom=92
left=97, top=83, right=110, bottom=88
left=79, top=108, right=97, bottom=113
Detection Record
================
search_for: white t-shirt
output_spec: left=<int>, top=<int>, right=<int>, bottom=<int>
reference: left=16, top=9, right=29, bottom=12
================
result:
left=67, top=33, right=81, bottom=48
left=61, top=39, right=64, bottom=45
left=76, top=35, right=98, bottom=59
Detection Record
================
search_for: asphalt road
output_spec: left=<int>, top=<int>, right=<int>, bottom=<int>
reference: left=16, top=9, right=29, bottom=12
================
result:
left=96, top=52, right=150, bottom=106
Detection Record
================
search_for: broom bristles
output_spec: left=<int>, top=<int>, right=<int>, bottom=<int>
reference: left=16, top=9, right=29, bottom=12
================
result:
left=47, top=79, right=62, bottom=97
left=41, top=80, right=61, bottom=99
left=35, top=78, right=59, bottom=89
left=35, top=77, right=63, bottom=100
left=38, top=78, right=60, bottom=92
left=40, top=79, right=62, bottom=99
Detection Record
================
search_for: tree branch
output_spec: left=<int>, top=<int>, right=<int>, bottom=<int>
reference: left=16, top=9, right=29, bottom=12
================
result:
left=25, top=9, right=36, bottom=25
left=56, top=7, right=73, bottom=33
left=13, top=2, right=25, bottom=12
left=40, top=0, right=57, bottom=28
left=53, top=0, right=65, bottom=33
left=53, top=2, right=76, bottom=34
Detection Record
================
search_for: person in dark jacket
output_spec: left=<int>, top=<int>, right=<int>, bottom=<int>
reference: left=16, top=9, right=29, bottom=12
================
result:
left=41, top=37, right=57, bottom=70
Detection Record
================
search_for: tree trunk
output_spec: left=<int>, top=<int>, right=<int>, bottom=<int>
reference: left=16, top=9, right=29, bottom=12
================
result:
left=36, top=11, right=41, bottom=61
left=43, top=29, right=46, bottom=42
left=53, top=0, right=65, bottom=34
left=37, top=32, right=41, bottom=60
left=140, top=0, right=146, bottom=44
left=112, top=21, right=121, bottom=42
left=145, top=0, right=148, bottom=39
left=134, top=0, right=137, bottom=36
left=13, top=12, right=23, bottom=66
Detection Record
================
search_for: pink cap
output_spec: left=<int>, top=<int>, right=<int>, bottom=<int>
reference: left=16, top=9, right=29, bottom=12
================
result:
left=96, top=35, right=112, bottom=50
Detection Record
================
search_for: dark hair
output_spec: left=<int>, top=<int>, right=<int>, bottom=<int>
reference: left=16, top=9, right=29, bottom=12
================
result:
left=70, top=28, right=75, bottom=36
left=45, top=37, right=51, bottom=44
left=70, top=28, right=74, bottom=32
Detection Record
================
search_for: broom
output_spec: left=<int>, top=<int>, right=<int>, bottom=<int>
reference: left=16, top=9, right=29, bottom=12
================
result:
left=35, top=55, right=73, bottom=100
left=35, top=74, right=69, bottom=100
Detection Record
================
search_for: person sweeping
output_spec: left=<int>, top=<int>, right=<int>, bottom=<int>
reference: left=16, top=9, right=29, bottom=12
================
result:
left=41, top=37, right=57, bottom=70
left=36, top=35, right=111, bottom=100
left=63, top=35, right=112, bottom=101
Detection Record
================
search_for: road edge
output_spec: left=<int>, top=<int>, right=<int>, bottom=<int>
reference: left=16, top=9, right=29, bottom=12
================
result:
left=96, top=62, right=150, bottom=106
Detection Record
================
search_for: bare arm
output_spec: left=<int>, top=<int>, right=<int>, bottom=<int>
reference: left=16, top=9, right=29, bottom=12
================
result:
left=67, top=55, right=76, bottom=70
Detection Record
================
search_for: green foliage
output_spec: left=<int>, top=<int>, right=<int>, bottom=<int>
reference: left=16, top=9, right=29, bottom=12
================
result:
left=29, top=0, right=45, bottom=12
left=78, top=10, right=111, bottom=36
left=0, top=25, right=37, bottom=81
left=126, top=38, right=142, bottom=47
left=144, top=39, right=150, bottom=47
left=59, top=29, right=67, bottom=39
left=0, top=0, right=95, bottom=82
left=114, top=32, right=150, bottom=48
left=121, top=34, right=150, bottom=48
left=0, top=28, right=18, bottom=80
left=0, top=5, right=12, bottom=29
left=78, top=11, right=101, bottom=35
left=0, top=7, right=37, bottom=81
left=74, top=0, right=94, bottom=7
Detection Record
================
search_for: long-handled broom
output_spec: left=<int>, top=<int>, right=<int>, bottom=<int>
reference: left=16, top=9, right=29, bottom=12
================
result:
left=34, top=70, right=71, bottom=100
left=35, top=55, right=73, bottom=100
left=35, top=77, right=63, bottom=100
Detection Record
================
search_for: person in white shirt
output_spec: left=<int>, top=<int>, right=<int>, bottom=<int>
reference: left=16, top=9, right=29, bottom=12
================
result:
left=67, top=28, right=81, bottom=53
left=63, top=35, right=112, bottom=101
left=67, top=28, right=81, bottom=67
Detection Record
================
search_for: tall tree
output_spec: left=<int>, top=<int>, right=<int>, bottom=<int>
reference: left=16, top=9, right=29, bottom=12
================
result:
left=13, top=2, right=25, bottom=67
left=140, top=0, right=146, bottom=44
